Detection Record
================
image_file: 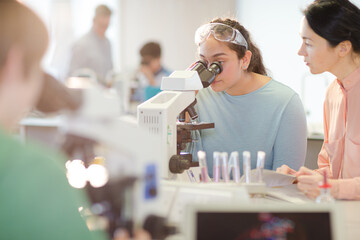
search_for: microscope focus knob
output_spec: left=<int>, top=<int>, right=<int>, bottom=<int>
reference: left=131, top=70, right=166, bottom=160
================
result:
left=169, top=155, right=191, bottom=174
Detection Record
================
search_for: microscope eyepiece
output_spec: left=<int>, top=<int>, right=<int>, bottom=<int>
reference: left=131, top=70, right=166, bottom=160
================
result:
left=188, top=60, right=207, bottom=75
left=209, top=61, right=223, bottom=75
left=188, top=60, right=222, bottom=88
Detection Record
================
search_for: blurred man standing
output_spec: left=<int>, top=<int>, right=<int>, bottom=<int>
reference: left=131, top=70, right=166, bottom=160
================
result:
left=68, top=4, right=113, bottom=85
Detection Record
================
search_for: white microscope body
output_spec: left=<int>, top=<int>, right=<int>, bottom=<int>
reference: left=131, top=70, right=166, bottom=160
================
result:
left=137, top=61, right=222, bottom=180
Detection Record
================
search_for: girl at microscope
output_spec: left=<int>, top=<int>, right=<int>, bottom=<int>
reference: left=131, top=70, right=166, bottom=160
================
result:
left=277, top=0, right=360, bottom=200
left=193, top=18, right=307, bottom=178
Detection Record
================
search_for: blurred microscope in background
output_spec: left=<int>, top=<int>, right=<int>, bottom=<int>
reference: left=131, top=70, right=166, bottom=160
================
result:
left=27, top=73, right=168, bottom=239
left=23, top=61, right=222, bottom=239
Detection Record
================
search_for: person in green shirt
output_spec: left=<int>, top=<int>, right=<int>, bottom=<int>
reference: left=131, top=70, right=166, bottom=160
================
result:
left=0, top=1, right=108, bottom=239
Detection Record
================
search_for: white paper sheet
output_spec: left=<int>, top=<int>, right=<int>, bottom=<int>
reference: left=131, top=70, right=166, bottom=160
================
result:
left=240, top=169, right=296, bottom=187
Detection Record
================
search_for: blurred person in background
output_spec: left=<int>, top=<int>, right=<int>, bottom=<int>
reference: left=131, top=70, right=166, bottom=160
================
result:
left=68, top=4, right=113, bottom=86
left=132, top=41, right=171, bottom=102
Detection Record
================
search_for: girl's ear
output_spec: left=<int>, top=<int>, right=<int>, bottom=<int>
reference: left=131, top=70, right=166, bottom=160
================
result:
left=241, top=50, right=252, bottom=70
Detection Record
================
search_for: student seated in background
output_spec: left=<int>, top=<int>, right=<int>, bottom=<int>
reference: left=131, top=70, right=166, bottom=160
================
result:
left=192, top=18, right=307, bottom=177
left=132, top=41, right=171, bottom=102
left=277, top=0, right=360, bottom=200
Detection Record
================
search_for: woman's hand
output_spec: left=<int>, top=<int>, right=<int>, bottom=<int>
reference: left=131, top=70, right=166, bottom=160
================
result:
left=297, top=167, right=339, bottom=199
left=276, top=164, right=297, bottom=175
left=296, top=167, right=322, bottom=199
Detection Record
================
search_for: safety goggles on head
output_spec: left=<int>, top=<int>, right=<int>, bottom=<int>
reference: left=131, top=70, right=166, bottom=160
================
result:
left=195, top=22, right=248, bottom=49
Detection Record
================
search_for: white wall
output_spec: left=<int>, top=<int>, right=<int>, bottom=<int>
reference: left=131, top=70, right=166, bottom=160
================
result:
left=119, top=0, right=237, bottom=72
left=237, top=0, right=315, bottom=94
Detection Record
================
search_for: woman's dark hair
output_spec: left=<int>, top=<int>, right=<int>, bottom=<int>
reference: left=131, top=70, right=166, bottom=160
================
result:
left=210, top=18, right=267, bottom=75
left=304, top=0, right=360, bottom=54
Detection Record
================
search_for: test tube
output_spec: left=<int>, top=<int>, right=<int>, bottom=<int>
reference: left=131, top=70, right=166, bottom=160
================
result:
left=256, top=151, right=266, bottom=183
left=229, top=151, right=241, bottom=183
left=198, top=151, right=209, bottom=183
left=221, top=152, right=230, bottom=182
left=243, top=151, right=251, bottom=184
left=213, top=152, right=221, bottom=182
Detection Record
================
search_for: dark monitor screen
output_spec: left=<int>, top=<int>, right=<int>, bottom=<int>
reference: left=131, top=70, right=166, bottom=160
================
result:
left=197, top=212, right=332, bottom=240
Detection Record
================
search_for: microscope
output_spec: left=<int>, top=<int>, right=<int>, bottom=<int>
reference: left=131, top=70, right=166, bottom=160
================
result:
left=34, top=74, right=167, bottom=238
left=137, top=61, right=222, bottom=180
